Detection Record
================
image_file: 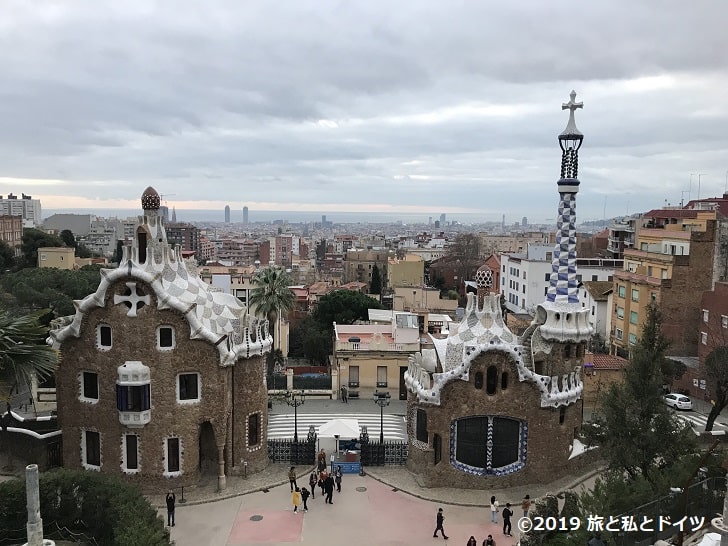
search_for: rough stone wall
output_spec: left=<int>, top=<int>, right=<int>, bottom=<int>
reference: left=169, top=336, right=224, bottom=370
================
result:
left=230, top=354, right=269, bottom=474
left=661, top=227, right=716, bottom=356
left=56, top=279, right=267, bottom=491
left=407, top=350, right=584, bottom=489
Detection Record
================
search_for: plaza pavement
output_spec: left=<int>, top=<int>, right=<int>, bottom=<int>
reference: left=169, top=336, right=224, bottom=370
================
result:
left=148, top=398, right=604, bottom=545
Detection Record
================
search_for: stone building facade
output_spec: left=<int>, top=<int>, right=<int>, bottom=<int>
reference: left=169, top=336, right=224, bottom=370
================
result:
left=49, top=187, right=272, bottom=492
left=404, top=92, right=593, bottom=488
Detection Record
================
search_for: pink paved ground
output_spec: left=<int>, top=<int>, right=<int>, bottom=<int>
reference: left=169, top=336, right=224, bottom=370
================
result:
left=166, top=475, right=521, bottom=546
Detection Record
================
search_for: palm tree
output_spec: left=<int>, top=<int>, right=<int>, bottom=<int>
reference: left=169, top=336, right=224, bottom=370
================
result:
left=0, top=308, right=58, bottom=411
left=248, top=266, right=295, bottom=352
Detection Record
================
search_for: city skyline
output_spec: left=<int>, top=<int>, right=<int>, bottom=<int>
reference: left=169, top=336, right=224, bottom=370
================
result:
left=1, top=2, right=727, bottom=223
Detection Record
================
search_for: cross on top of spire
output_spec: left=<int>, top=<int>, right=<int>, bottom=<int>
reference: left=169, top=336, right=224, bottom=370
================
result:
left=560, top=90, right=583, bottom=137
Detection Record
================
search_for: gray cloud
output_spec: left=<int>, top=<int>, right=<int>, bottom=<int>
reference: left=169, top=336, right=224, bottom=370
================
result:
left=0, top=0, right=727, bottom=223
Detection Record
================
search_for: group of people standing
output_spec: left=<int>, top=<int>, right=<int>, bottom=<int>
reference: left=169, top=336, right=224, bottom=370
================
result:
left=287, top=464, right=343, bottom=513
left=440, top=493, right=532, bottom=544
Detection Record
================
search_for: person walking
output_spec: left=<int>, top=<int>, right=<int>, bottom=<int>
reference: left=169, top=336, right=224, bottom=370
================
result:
left=319, top=469, right=328, bottom=497
left=341, top=385, right=348, bottom=403
left=292, top=487, right=302, bottom=513
left=521, top=494, right=531, bottom=518
left=502, top=502, right=513, bottom=537
left=467, top=537, right=477, bottom=546
left=324, top=473, right=335, bottom=504
left=334, top=465, right=343, bottom=493
left=433, top=507, right=449, bottom=539
left=309, top=472, right=318, bottom=499
left=490, top=495, right=499, bottom=524
left=288, top=466, right=297, bottom=492
left=300, top=487, right=310, bottom=511
left=165, top=490, right=176, bottom=527
left=483, top=534, right=496, bottom=546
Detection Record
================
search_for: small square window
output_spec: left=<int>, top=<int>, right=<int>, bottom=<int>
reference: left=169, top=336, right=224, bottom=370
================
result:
left=631, top=289, right=639, bottom=302
left=617, top=307, right=624, bottom=319
left=618, top=285, right=626, bottom=298
left=178, top=373, right=200, bottom=403
left=544, top=273, right=550, bottom=282
left=629, top=333, right=637, bottom=345
left=721, top=315, right=728, bottom=329
left=616, top=328, right=623, bottom=340
left=81, top=372, right=99, bottom=402
left=97, top=324, right=112, bottom=350
left=158, top=326, right=175, bottom=350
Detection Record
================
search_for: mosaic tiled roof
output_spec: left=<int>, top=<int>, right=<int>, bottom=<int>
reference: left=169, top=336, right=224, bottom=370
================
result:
left=48, top=189, right=271, bottom=366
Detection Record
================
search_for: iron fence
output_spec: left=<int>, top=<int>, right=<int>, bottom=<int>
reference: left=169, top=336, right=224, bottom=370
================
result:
left=360, top=441, right=408, bottom=466
left=267, top=438, right=317, bottom=465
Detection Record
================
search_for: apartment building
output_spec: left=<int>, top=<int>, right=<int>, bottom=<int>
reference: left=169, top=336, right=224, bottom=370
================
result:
left=0, top=193, right=42, bottom=227
left=0, top=215, right=23, bottom=257
left=609, top=208, right=720, bottom=358
left=387, top=254, right=424, bottom=290
left=500, top=245, right=622, bottom=316
left=343, top=249, right=390, bottom=287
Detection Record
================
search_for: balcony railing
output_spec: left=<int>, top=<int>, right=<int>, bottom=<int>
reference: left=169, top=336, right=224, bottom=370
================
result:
left=337, top=341, right=420, bottom=352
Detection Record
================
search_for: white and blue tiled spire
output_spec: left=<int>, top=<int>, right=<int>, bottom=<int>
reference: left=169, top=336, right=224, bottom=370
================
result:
left=535, top=91, right=592, bottom=342
left=546, top=91, right=583, bottom=304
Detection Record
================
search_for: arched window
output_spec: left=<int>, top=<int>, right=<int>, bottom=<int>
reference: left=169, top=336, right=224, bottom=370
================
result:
left=501, top=371, right=509, bottom=390
left=486, top=366, right=498, bottom=395
left=474, top=372, right=483, bottom=390
left=559, top=407, right=566, bottom=425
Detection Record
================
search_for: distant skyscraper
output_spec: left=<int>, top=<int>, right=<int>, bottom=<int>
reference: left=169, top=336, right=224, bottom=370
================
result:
left=428, top=216, right=432, bottom=225
left=171, top=207, right=177, bottom=223
left=439, top=213, right=446, bottom=226
left=322, top=214, right=327, bottom=226
left=224, top=205, right=230, bottom=223
left=501, top=214, right=505, bottom=230
left=243, top=206, right=249, bottom=224
left=522, top=216, right=528, bottom=227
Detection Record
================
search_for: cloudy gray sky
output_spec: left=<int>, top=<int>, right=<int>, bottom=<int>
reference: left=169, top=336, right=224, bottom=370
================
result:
left=1, top=1, right=726, bottom=223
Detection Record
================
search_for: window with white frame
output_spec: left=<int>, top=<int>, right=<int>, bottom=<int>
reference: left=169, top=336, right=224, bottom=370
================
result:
left=616, top=307, right=624, bottom=319
left=164, top=437, right=182, bottom=476
left=629, top=333, right=637, bottom=345
left=631, top=289, right=639, bottom=302
left=701, top=332, right=708, bottom=345
left=376, top=366, right=387, bottom=387
left=82, top=429, right=101, bottom=469
left=122, top=434, right=140, bottom=473
left=177, top=373, right=200, bottom=403
left=722, top=315, right=728, bottom=329
left=157, top=326, right=175, bottom=350
left=618, top=285, right=626, bottom=298
left=703, top=310, right=709, bottom=323
left=97, top=324, right=112, bottom=350
left=81, top=372, right=99, bottom=402
left=616, top=328, right=623, bottom=340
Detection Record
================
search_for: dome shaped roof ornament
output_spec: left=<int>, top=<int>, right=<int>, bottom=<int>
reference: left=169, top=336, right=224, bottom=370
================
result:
left=475, top=266, right=493, bottom=289
left=141, top=187, right=161, bottom=210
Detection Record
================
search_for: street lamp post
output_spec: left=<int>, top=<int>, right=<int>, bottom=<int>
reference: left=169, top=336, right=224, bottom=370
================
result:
left=286, top=390, right=305, bottom=442
left=373, top=391, right=391, bottom=444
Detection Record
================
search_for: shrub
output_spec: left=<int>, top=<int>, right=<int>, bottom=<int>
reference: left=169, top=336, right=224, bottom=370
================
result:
left=0, top=468, right=170, bottom=545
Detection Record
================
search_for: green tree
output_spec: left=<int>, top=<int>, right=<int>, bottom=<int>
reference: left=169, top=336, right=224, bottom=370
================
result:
left=704, top=346, right=728, bottom=431
left=0, top=308, right=58, bottom=405
left=248, top=265, right=295, bottom=351
left=0, top=265, right=103, bottom=318
left=370, top=264, right=382, bottom=295
left=586, top=304, right=696, bottom=485
left=59, top=229, right=77, bottom=248
left=20, top=228, right=65, bottom=267
left=313, top=290, right=382, bottom=327
left=289, top=315, right=331, bottom=363
left=0, top=241, right=15, bottom=272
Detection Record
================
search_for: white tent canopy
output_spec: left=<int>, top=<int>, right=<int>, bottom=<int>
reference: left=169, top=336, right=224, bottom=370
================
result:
left=317, top=418, right=360, bottom=438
